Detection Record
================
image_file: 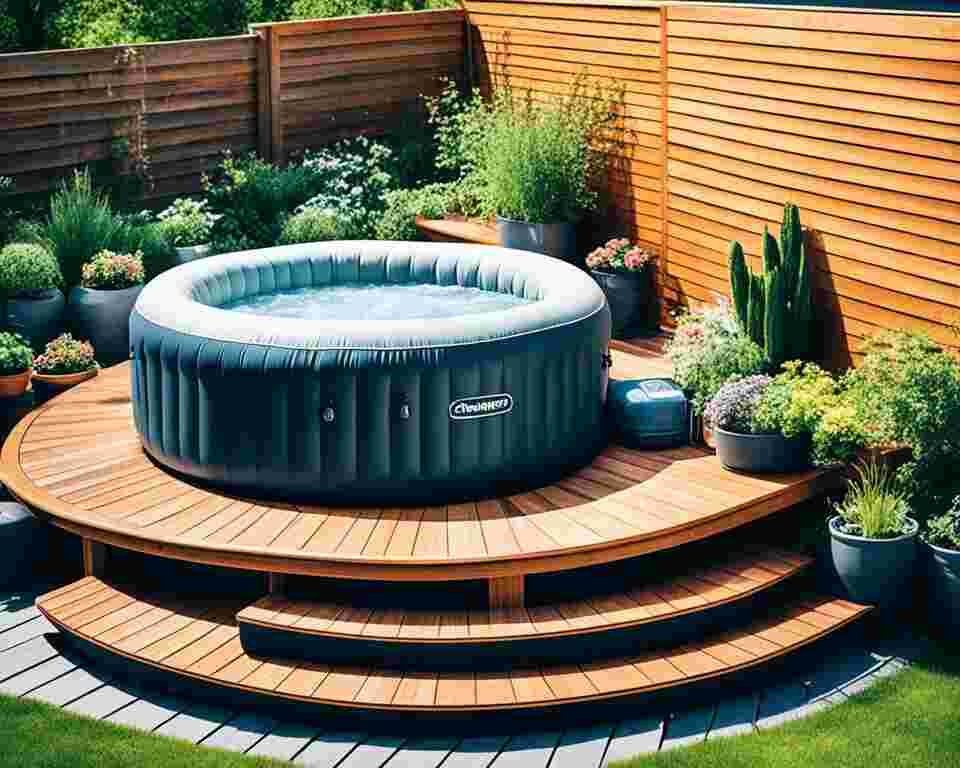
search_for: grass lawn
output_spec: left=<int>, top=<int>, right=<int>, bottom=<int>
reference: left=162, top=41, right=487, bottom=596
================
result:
left=615, top=637, right=960, bottom=768
left=0, top=639, right=957, bottom=768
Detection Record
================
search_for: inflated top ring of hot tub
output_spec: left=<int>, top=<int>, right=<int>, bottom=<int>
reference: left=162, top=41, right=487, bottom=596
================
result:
left=130, top=242, right=611, bottom=504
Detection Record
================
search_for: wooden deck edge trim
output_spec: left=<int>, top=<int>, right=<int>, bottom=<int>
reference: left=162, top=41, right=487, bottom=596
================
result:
left=236, top=553, right=812, bottom=643
left=38, top=584, right=871, bottom=713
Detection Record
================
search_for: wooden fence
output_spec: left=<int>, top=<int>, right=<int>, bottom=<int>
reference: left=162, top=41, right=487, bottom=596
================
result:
left=465, top=1, right=960, bottom=366
left=0, top=3, right=957, bottom=366
left=0, top=10, right=466, bottom=199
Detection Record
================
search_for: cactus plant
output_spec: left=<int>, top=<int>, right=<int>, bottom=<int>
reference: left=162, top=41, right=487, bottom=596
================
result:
left=729, top=240, right=750, bottom=331
left=726, top=202, right=814, bottom=368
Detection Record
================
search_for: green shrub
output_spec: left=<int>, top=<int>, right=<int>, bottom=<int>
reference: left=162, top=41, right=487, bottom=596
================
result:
left=0, top=243, right=62, bottom=296
left=156, top=198, right=217, bottom=247
left=80, top=249, right=144, bottom=289
left=0, top=3, right=18, bottom=51
left=34, top=333, right=97, bottom=375
left=204, top=152, right=330, bottom=254
left=290, top=0, right=454, bottom=20
left=842, top=330, right=960, bottom=520
left=42, top=170, right=119, bottom=289
left=110, top=213, right=177, bottom=281
left=752, top=361, right=840, bottom=438
left=0, top=331, right=32, bottom=375
left=665, top=306, right=767, bottom=416
left=926, top=495, right=960, bottom=551
left=375, top=182, right=459, bottom=241
left=279, top=208, right=343, bottom=245
left=52, top=0, right=147, bottom=48
left=812, top=403, right=869, bottom=467
left=833, top=460, right=912, bottom=540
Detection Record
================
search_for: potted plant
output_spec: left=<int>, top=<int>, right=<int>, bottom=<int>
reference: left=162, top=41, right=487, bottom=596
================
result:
left=32, top=333, right=98, bottom=402
left=0, top=331, right=33, bottom=397
left=0, top=243, right=65, bottom=350
left=68, top=249, right=144, bottom=367
left=923, top=495, right=960, bottom=636
left=585, top=238, right=657, bottom=338
left=828, top=460, right=919, bottom=611
left=156, top=197, right=218, bottom=264
left=474, top=79, right=621, bottom=262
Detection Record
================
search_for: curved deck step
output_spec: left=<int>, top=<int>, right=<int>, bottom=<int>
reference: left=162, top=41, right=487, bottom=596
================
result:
left=37, top=579, right=869, bottom=724
left=237, top=549, right=813, bottom=667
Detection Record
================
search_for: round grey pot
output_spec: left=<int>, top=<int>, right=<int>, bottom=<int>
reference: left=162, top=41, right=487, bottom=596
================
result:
left=68, top=285, right=142, bottom=367
left=5, top=288, right=66, bottom=351
left=174, top=243, right=211, bottom=265
left=829, top=515, right=919, bottom=611
left=589, top=268, right=657, bottom=339
left=926, top=541, right=960, bottom=637
left=496, top=216, right=576, bottom=263
left=714, top=428, right=811, bottom=474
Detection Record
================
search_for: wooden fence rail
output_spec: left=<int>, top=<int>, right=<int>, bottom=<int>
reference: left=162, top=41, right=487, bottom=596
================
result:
left=0, top=3, right=957, bottom=366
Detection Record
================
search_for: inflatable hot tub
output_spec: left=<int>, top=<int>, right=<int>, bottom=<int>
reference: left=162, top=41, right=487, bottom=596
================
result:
left=129, top=242, right=611, bottom=503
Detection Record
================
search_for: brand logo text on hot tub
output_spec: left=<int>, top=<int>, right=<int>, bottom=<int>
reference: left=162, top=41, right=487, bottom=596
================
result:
left=449, top=394, right=514, bottom=420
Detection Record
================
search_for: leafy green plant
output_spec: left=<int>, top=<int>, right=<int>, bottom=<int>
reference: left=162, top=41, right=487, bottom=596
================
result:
left=833, top=460, right=912, bottom=540
left=0, top=243, right=62, bottom=296
left=813, top=403, right=869, bottom=467
left=33, top=333, right=97, bottom=375
left=289, top=0, right=454, bottom=21
left=0, top=331, right=33, bottom=375
left=375, top=182, right=460, bottom=241
left=80, top=249, right=144, bottom=290
left=471, top=76, right=622, bottom=224
left=52, top=0, right=147, bottom=47
left=752, top=361, right=840, bottom=438
left=41, top=170, right=120, bottom=289
left=279, top=208, right=343, bottom=245
left=926, top=495, right=960, bottom=551
left=665, top=306, right=767, bottom=416
left=109, top=213, right=177, bottom=281
left=729, top=202, right=814, bottom=367
left=156, top=198, right=218, bottom=247
left=203, top=152, right=331, bottom=254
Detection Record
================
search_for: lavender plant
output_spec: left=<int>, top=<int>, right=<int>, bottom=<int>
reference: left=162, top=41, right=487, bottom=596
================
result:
left=703, top=375, right=772, bottom=434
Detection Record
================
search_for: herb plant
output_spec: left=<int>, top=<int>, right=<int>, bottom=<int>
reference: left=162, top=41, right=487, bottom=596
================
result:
left=926, top=495, right=960, bottom=552
left=833, top=460, right=912, bottom=540
left=34, top=333, right=96, bottom=375
left=703, top=374, right=771, bottom=433
left=0, top=332, right=33, bottom=375
left=279, top=208, right=343, bottom=245
left=156, top=198, right=218, bottom=247
left=752, top=361, right=841, bottom=438
left=0, top=243, right=62, bottom=296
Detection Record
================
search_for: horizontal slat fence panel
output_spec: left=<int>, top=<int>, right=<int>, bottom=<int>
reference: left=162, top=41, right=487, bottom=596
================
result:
left=0, top=36, right=260, bottom=199
left=257, top=9, right=465, bottom=162
left=465, top=1, right=960, bottom=367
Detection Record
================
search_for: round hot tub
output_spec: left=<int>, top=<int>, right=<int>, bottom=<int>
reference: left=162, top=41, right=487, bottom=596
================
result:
left=129, top=242, right=611, bottom=503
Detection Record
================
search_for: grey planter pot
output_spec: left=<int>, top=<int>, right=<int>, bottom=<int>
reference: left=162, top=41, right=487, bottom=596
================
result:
left=174, top=243, right=211, bottom=265
left=68, top=284, right=142, bottom=367
left=590, top=267, right=658, bottom=339
left=925, top=541, right=960, bottom=636
left=714, top=427, right=811, bottom=473
left=4, top=288, right=66, bottom=351
left=829, top=515, right=919, bottom=611
left=496, top=216, right=577, bottom=262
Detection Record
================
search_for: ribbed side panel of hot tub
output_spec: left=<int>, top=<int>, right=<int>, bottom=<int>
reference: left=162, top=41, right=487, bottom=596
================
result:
left=130, top=311, right=610, bottom=504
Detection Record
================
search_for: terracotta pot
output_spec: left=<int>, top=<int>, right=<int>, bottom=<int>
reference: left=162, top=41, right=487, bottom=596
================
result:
left=32, top=367, right=98, bottom=404
left=0, top=368, right=31, bottom=398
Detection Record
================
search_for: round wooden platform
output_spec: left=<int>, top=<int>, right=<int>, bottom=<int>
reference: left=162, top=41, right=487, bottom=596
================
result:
left=1, top=355, right=841, bottom=589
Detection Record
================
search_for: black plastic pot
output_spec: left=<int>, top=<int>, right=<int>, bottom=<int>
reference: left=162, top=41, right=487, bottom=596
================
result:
left=590, top=267, right=658, bottom=339
left=713, top=428, right=811, bottom=473
left=496, top=216, right=576, bottom=263
left=68, top=285, right=142, bottom=367
left=926, top=541, right=960, bottom=637
left=4, top=288, right=65, bottom=351
left=829, top=515, right=918, bottom=612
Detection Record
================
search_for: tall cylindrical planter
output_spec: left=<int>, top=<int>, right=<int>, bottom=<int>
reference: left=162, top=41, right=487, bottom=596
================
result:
left=829, top=515, right=919, bottom=612
left=68, top=285, right=142, bottom=367
left=589, top=268, right=658, bottom=339
left=5, top=288, right=65, bottom=351
left=926, top=542, right=960, bottom=637
left=497, top=217, right=576, bottom=263
left=714, top=428, right=811, bottom=473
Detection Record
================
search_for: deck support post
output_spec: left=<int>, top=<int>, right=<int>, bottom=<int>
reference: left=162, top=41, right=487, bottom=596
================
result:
left=488, top=575, right=524, bottom=609
left=267, top=572, right=287, bottom=595
left=82, top=538, right=106, bottom=577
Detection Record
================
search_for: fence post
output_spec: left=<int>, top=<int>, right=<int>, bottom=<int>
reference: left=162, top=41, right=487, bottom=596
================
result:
left=659, top=6, right=669, bottom=279
left=256, top=28, right=273, bottom=162
left=268, top=26, right=285, bottom=165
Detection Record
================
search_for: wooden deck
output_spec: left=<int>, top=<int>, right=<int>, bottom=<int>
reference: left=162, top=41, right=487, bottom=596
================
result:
left=37, top=577, right=870, bottom=716
left=0, top=343, right=841, bottom=600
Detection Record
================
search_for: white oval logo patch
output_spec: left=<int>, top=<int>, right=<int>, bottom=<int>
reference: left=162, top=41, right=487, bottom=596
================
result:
left=449, top=394, right=514, bottom=421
